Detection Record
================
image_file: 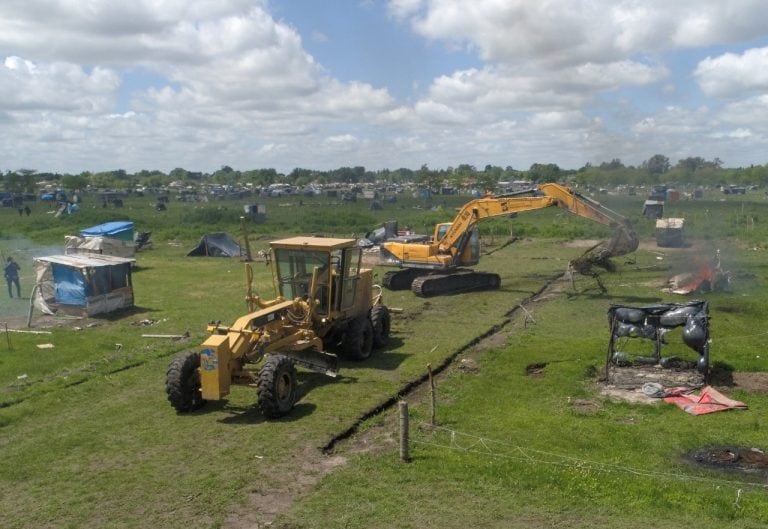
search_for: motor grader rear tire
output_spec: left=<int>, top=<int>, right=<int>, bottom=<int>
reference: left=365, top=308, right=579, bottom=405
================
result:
left=342, top=316, right=374, bottom=361
left=257, top=355, right=298, bottom=418
left=166, top=350, right=206, bottom=412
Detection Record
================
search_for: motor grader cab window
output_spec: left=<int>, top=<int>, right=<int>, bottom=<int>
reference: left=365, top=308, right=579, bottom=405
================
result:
left=340, top=247, right=361, bottom=310
left=273, top=249, right=330, bottom=301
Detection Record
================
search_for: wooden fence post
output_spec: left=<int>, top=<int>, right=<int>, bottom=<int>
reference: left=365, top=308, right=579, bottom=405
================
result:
left=4, top=323, right=11, bottom=350
left=399, top=400, right=410, bottom=462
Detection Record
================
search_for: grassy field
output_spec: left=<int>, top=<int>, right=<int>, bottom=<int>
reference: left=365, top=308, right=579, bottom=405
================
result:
left=1, top=188, right=767, bottom=528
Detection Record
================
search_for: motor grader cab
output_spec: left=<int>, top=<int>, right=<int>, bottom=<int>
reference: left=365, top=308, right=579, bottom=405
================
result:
left=166, top=236, right=391, bottom=418
left=380, top=183, right=638, bottom=296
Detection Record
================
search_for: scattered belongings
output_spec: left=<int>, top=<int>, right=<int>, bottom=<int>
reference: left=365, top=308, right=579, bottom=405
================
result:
left=187, top=232, right=243, bottom=257
left=605, top=301, right=710, bottom=388
left=134, top=231, right=152, bottom=251
left=361, top=220, right=399, bottom=246
left=36, top=343, right=54, bottom=349
left=661, top=385, right=747, bottom=415
left=132, top=318, right=159, bottom=326
left=142, top=332, right=189, bottom=340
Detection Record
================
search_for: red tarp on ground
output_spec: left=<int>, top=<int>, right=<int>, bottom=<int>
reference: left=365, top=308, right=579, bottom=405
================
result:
left=663, top=386, right=747, bottom=415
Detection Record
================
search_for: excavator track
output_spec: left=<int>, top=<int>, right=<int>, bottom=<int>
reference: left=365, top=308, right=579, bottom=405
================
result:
left=382, top=268, right=431, bottom=290
left=411, top=270, right=501, bottom=297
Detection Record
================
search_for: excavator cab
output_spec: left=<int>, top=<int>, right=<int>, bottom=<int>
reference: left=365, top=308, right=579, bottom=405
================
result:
left=434, top=223, right=480, bottom=267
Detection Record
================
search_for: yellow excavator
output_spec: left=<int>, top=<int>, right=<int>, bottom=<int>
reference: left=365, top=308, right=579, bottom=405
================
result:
left=379, top=183, right=638, bottom=296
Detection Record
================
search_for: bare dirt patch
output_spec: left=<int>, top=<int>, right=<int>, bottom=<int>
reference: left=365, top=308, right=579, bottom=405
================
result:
left=731, top=372, right=768, bottom=394
left=222, top=445, right=351, bottom=529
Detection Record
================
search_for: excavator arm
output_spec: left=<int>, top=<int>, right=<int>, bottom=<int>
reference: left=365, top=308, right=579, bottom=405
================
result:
left=437, top=183, right=636, bottom=259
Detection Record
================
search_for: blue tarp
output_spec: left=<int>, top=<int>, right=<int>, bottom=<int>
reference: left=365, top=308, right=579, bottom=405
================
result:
left=80, top=221, right=135, bottom=241
left=51, top=264, right=87, bottom=306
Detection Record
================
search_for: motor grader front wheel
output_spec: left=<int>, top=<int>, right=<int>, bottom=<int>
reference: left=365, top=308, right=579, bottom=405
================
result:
left=166, top=350, right=206, bottom=412
left=257, top=355, right=298, bottom=418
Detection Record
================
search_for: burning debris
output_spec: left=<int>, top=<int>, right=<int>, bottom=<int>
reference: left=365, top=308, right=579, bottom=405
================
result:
left=664, top=249, right=731, bottom=295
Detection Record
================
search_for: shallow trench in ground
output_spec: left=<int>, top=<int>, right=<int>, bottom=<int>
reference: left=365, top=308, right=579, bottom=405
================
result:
left=222, top=273, right=566, bottom=529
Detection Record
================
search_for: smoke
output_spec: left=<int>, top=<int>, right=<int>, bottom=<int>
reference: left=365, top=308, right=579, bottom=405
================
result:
left=1, top=236, right=64, bottom=321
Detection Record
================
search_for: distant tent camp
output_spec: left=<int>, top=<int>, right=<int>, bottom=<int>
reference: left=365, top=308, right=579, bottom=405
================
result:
left=187, top=233, right=243, bottom=257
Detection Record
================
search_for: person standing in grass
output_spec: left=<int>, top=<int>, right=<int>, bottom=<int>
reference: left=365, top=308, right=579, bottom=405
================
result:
left=4, top=257, right=21, bottom=298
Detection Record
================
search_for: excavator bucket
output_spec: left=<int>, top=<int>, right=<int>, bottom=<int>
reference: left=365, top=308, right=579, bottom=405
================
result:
left=605, top=223, right=639, bottom=257
left=572, top=223, right=638, bottom=274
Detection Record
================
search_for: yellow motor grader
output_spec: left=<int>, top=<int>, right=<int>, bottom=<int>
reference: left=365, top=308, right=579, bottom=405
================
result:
left=166, top=236, right=391, bottom=418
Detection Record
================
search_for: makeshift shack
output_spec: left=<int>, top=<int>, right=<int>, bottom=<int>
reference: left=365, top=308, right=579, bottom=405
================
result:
left=243, top=204, right=267, bottom=223
left=642, top=200, right=664, bottom=219
left=33, top=254, right=135, bottom=317
left=187, top=233, right=243, bottom=257
left=66, top=221, right=136, bottom=258
left=655, top=218, right=685, bottom=247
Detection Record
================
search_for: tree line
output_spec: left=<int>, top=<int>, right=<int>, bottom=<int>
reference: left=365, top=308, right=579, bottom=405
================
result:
left=2, top=154, right=767, bottom=194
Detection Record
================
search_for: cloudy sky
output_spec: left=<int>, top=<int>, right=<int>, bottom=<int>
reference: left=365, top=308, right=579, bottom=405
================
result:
left=1, top=0, right=768, bottom=175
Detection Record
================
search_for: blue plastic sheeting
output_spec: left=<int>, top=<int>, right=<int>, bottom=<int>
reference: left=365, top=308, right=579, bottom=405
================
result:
left=80, top=221, right=135, bottom=241
left=52, top=264, right=87, bottom=306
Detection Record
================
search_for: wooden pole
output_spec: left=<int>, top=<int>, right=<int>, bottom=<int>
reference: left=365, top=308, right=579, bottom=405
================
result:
left=398, top=401, right=410, bottom=463
left=427, top=363, right=436, bottom=426
left=27, top=284, right=39, bottom=328
left=4, top=323, right=11, bottom=351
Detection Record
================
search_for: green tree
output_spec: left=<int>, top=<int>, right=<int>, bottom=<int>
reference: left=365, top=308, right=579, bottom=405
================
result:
left=642, top=154, right=670, bottom=176
left=168, top=167, right=189, bottom=182
left=416, top=164, right=441, bottom=191
left=61, top=174, right=89, bottom=192
left=527, top=163, right=560, bottom=183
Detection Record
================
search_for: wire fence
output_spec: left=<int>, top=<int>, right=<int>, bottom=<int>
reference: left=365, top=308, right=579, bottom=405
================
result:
left=402, top=417, right=768, bottom=496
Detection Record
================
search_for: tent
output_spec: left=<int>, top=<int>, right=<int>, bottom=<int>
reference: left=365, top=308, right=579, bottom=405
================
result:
left=33, top=254, right=135, bottom=317
left=187, top=233, right=243, bottom=257
left=67, top=221, right=136, bottom=258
